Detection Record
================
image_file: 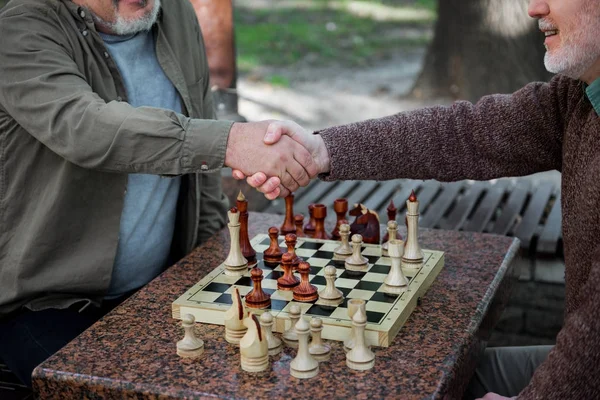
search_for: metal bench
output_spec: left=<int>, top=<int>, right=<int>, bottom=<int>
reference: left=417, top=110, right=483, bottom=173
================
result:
left=259, top=178, right=563, bottom=258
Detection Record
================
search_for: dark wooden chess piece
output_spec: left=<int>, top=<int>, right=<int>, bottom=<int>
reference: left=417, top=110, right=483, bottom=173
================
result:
left=292, top=261, right=318, bottom=302
left=382, top=199, right=401, bottom=243
left=245, top=267, right=271, bottom=309
left=280, top=194, right=296, bottom=235
left=331, top=198, right=349, bottom=240
left=237, top=191, right=256, bottom=266
left=312, top=204, right=329, bottom=239
left=284, top=233, right=302, bottom=269
left=263, top=227, right=283, bottom=267
left=294, top=214, right=305, bottom=238
left=277, top=252, right=300, bottom=291
left=303, top=204, right=316, bottom=237
left=349, top=203, right=381, bottom=245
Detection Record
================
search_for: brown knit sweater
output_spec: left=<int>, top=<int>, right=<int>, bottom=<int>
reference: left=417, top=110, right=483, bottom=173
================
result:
left=317, top=74, right=600, bottom=399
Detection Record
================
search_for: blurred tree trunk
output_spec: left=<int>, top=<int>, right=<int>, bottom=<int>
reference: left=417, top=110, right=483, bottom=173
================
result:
left=412, top=0, right=552, bottom=102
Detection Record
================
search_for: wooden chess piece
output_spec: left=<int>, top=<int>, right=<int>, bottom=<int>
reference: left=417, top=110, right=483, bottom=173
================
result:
left=176, top=314, right=204, bottom=358
left=349, top=203, right=381, bottom=244
left=263, top=227, right=283, bottom=267
left=237, top=191, right=256, bottom=266
left=317, top=265, right=343, bottom=307
left=344, top=298, right=365, bottom=353
left=382, top=240, right=409, bottom=295
left=309, top=317, right=331, bottom=362
left=224, top=287, right=247, bottom=344
left=381, top=220, right=399, bottom=257
left=334, top=223, right=353, bottom=261
left=293, top=261, right=318, bottom=302
left=346, top=306, right=375, bottom=370
left=245, top=267, right=271, bottom=309
left=381, top=199, right=400, bottom=243
left=240, top=313, right=269, bottom=372
left=290, top=316, right=319, bottom=379
left=284, top=233, right=301, bottom=269
left=403, top=190, right=424, bottom=265
left=277, top=252, right=300, bottom=291
left=303, top=204, right=316, bottom=237
left=224, top=208, right=248, bottom=276
left=294, top=214, right=305, bottom=238
left=311, top=204, right=329, bottom=239
left=331, top=198, right=349, bottom=240
left=282, top=304, right=301, bottom=348
left=259, top=312, right=282, bottom=356
left=280, top=194, right=296, bottom=235
left=345, top=234, right=368, bottom=272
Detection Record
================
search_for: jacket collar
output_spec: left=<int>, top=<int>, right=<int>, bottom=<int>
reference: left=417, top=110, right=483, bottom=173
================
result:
left=585, top=78, right=600, bottom=116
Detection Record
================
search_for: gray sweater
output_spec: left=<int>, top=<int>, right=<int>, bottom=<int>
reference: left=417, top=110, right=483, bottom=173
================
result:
left=318, top=75, right=600, bottom=399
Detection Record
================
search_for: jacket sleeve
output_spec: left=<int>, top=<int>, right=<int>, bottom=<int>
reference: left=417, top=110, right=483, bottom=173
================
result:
left=518, top=247, right=600, bottom=399
left=317, top=76, right=575, bottom=182
left=0, top=9, right=232, bottom=175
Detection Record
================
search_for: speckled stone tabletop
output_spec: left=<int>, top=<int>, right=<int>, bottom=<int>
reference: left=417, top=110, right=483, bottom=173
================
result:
left=32, top=212, right=519, bottom=400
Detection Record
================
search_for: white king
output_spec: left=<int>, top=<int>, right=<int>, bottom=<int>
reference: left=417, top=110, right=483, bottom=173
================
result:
left=403, top=190, right=424, bottom=264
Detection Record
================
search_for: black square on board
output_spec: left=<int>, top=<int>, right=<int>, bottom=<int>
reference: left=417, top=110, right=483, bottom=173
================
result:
left=365, top=255, right=381, bottom=264
left=339, top=287, right=353, bottom=298
left=339, top=270, right=366, bottom=280
left=298, top=241, right=322, bottom=250
left=204, top=282, right=231, bottom=293
left=354, top=281, right=382, bottom=291
left=306, top=304, right=335, bottom=317
left=313, top=250, right=334, bottom=259
left=370, top=291, right=398, bottom=303
left=236, top=276, right=253, bottom=287
left=214, top=293, right=232, bottom=304
left=366, top=310, right=385, bottom=324
left=270, top=299, right=288, bottom=311
left=308, top=266, right=323, bottom=275
left=310, top=275, right=327, bottom=286
left=266, top=270, right=284, bottom=280
left=369, top=265, right=389, bottom=274
left=260, top=237, right=271, bottom=246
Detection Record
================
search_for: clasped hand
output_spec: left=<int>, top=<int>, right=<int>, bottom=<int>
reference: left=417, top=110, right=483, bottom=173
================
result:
left=224, top=120, right=329, bottom=199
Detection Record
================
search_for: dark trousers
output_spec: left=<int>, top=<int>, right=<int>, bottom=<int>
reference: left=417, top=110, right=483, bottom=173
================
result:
left=0, top=299, right=124, bottom=388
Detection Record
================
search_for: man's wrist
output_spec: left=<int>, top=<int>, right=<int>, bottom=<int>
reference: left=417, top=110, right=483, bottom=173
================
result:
left=315, top=134, right=331, bottom=174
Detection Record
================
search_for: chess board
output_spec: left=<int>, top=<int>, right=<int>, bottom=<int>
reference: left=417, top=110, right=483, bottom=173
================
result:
left=172, top=234, right=444, bottom=347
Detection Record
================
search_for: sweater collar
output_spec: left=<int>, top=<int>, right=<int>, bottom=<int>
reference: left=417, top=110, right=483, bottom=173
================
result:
left=585, top=78, right=600, bottom=116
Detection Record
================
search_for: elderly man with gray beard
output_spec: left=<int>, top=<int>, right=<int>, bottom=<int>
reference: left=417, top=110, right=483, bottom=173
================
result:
left=240, top=0, right=600, bottom=399
left=0, top=0, right=321, bottom=387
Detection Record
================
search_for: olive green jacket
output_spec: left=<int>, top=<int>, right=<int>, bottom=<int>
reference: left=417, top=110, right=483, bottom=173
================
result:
left=0, top=0, right=232, bottom=315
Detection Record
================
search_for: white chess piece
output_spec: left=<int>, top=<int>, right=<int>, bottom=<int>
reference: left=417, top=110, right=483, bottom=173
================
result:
left=282, top=304, right=301, bottom=348
left=176, top=314, right=204, bottom=358
left=403, top=193, right=424, bottom=265
left=344, top=298, right=366, bottom=353
left=382, top=240, right=409, bottom=295
left=346, top=306, right=375, bottom=370
left=345, top=234, right=368, bottom=271
left=334, top=224, right=353, bottom=260
left=224, top=208, right=248, bottom=276
left=259, top=312, right=282, bottom=356
left=240, top=313, right=269, bottom=372
left=381, top=220, right=399, bottom=257
left=317, top=265, right=344, bottom=307
left=224, top=287, right=248, bottom=344
left=308, top=318, right=331, bottom=362
left=290, top=316, right=319, bottom=379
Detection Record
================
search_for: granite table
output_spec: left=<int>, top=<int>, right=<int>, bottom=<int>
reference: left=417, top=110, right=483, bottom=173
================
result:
left=32, top=212, right=519, bottom=400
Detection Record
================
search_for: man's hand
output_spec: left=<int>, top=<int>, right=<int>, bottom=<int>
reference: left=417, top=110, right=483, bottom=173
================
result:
left=476, top=393, right=516, bottom=400
left=225, top=120, right=319, bottom=197
left=231, top=120, right=331, bottom=199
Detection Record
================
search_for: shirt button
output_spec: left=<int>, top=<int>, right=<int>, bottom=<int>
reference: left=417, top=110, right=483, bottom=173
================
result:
left=116, top=96, right=122, bottom=101
left=201, top=164, right=209, bottom=171
left=82, top=30, right=88, bottom=37
left=103, top=51, right=110, bottom=59
left=79, top=10, right=86, bottom=18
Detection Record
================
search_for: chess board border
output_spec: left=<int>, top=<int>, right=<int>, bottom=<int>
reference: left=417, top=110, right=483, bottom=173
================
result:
left=172, top=234, right=445, bottom=347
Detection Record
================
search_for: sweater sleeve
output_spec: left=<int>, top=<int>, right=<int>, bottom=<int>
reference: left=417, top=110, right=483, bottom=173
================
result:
left=518, top=248, right=600, bottom=399
left=317, top=76, right=576, bottom=182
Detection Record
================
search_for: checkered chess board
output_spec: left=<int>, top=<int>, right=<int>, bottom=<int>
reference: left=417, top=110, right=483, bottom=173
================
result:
left=172, top=234, right=444, bottom=347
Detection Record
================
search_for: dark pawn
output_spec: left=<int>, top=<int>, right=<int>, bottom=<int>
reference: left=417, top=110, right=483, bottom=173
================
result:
left=331, top=198, right=349, bottom=240
left=292, top=261, right=318, bottom=302
left=284, top=233, right=302, bottom=270
left=263, top=227, right=283, bottom=267
left=280, top=194, right=296, bottom=235
left=277, top=252, right=300, bottom=291
left=382, top=199, right=401, bottom=243
left=303, top=204, right=316, bottom=237
left=245, top=267, right=271, bottom=309
left=312, top=204, right=329, bottom=240
left=294, top=214, right=305, bottom=238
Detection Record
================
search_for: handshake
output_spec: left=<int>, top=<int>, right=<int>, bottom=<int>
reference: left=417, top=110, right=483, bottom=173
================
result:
left=224, top=120, right=331, bottom=200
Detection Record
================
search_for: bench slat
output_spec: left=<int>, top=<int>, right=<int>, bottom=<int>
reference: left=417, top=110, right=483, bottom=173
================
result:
left=490, top=180, right=531, bottom=235
left=363, top=180, right=400, bottom=215
left=514, top=181, right=555, bottom=249
left=318, top=181, right=361, bottom=210
left=391, top=180, right=423, bottom=215
left=345, top=181, right=380, bottom=209
left=439, top=181, right=488, bottom=231
left=420, top=181, right=464, bottom=228
left=416, top=180, right=442, bottom=213
left=462, top=179, right=511, bottom=233
left=260, top=180, right=320, bottom=214
left=295, top=181, right=338, bottom=213
left=537, top=192, right=562, bottom=255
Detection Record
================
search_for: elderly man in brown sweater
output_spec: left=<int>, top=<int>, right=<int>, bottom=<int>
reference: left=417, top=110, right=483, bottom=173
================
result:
left=235, top=0, right=600, bottom=399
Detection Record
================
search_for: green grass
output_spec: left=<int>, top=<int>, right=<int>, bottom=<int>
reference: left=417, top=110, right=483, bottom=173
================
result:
left=235, top=1, right=434, bottom=73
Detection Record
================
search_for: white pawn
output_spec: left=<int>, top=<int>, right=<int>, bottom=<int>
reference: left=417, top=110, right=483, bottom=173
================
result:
left=317, top=265, right=344, bottom=307
left=381, top=220, right=399, bottom=257
left=282, top=304, right=301, bottom=348
left=290, top=316, right=319, bottom=379
left=345, top=234, right=368, bottom=271
left=224, top=208, right=248, bottom=276
left=240, top=313, right=269, bottom=372
left=333, top=223, right=353, bottom=260
left=382, top=240, right=409, bottom=295
left=344, top=298, right=365, bottom=352
left=224, top=287, right=247, bottom=344
left=346, top=306, right=375, bottom=370
left=309, top=318, right=331, bottom=362
left=259, top=312, right=282, bottom=356
left=176, top=314, right=204, bottom=358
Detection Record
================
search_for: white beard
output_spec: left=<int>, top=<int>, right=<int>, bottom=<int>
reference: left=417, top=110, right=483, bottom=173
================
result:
left=93, top=0, right=161, bottom=36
